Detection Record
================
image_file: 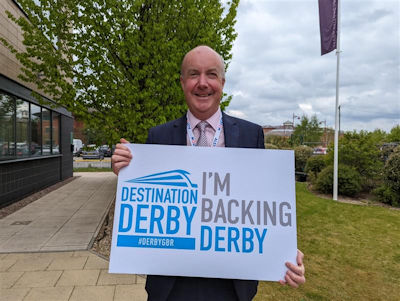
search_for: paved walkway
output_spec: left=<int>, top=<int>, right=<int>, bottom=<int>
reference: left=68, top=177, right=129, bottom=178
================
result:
left=0, top=172, right=147, bottom=301
left=0, top=172, right=116, bottom=252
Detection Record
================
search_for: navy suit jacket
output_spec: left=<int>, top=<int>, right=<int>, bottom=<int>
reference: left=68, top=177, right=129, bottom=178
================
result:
left=145, top=112, right=265, bottom=301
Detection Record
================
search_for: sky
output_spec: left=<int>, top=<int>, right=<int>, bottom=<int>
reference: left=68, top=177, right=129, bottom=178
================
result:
left=223, top=0, right=400, bottom=132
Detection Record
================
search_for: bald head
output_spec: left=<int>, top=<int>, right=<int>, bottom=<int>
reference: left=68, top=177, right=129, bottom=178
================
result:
left=181, top=46, right=225, bottom=79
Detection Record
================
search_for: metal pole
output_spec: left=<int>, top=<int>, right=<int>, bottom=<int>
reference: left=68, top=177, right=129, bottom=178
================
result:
left=333, top=0, right=341, bottom=201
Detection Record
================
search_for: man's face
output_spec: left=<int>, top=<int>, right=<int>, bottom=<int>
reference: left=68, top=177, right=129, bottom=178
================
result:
left=180, top=47, right=225, bottom=120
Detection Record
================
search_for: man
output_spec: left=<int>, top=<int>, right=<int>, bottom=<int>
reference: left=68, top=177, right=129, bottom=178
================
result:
left=112, top=45, right=305, bottom=301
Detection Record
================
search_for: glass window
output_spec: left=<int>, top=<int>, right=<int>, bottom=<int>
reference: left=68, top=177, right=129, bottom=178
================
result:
left=30, top=104, right=42, bottom=156
left=16, top=99, right=29, bottom=157
left=0, top=92, right=15, bottom=160
left=42, top=108, right=51, bottom=155
left=52, top=112, right=60, bottom=154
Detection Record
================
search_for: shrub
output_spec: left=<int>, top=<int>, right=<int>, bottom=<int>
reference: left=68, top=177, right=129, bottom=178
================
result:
left=305, top=155, right=327, bottom=179
left=294, top=146, right=313, bottom=173
left=384, top=146, right=400, bottom=193
left=315, top=164, right=362, bottom=197
left=326, top=131, right=383, bottom=191
left=373, top=185, right=399, bottom=207
left=373, top=147, right=400, bottom=207
left=264, top=143, right=278, bottom=150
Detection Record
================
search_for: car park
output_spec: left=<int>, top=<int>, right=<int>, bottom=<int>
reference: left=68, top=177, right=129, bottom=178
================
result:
left=99, top=145, right=112, bottom=157
left=82, top=144, right=104, bottom=160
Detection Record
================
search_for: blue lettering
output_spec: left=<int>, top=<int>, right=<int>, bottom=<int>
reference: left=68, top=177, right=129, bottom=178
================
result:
left=155, top=188, right=164, bottom=203
left=121, top=187, right=129, bottom=201
left=228, top=227, right=240, bottom=252
left=255, top=228, right=267, bottom=254
left=118, top=204, right=133, bottom=232
left=135, top=204, right=149, bottom=233
left=242, top=227, right=254, bottom=253
left=150, top=205, right=164, bottom=234
left=200, top=225, right=212, bottom=251
left=165, top=190, right=171, bottom=203
left=166, top=206, right=180, bottom=234
left=183, top=206, right=196, bottom=235
left=171, top=189, right=178, bottom=203
left=137, top=188, right=144, bottom=202
left=215, top=226, right=225, bottom=252
left=190, top=189, right=198, bottom=204
left=182, top=189, right=188, bottom=204
left=130, top=187, right=137, bottom=202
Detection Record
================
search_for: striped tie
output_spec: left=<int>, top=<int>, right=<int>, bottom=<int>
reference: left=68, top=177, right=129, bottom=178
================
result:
left=196, top=121, right=209, bottom=147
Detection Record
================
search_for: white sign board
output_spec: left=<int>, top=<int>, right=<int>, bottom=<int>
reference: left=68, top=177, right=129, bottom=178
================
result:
left=109, top=144, right=297, bottom=281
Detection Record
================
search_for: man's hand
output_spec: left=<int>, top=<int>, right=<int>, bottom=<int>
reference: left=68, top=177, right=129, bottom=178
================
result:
left=111, top=138, right=132, bottom=175
left=279, top=249, right=306, bottom=288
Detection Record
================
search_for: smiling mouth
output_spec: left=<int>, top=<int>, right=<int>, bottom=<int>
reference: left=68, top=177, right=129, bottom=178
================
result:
left=195, top=93, right=213, bottom=98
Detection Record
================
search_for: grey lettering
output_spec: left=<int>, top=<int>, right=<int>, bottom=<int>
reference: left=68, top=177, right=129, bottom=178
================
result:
left=201, top=198, right=213, bottom=222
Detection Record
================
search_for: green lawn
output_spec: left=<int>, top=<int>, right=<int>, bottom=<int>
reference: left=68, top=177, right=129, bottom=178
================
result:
left=255, top=182, right=400, bottom=301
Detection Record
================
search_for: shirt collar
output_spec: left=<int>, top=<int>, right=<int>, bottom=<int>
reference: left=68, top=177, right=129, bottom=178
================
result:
left=187, top=108, right=222, bottom=131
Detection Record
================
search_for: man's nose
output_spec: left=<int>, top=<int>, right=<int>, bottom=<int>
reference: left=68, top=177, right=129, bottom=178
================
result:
left=197, top=73, right=208, bottom=88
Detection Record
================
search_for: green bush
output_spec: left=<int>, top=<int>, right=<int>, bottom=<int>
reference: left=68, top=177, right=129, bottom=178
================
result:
left=373, top=147, right=400, bottom=207
left=384, top=146, right=400, bottom=193
left=305, top=155, right=327, bottom=179
left=264, top=143, right=278, bottom=150
left=315, top=164, right=362, bottom=197
left=294, top=146, right=313, bottom=173
left=373, top=185, right=399, bottom=207
left=326, top=131, right=383, bottom=191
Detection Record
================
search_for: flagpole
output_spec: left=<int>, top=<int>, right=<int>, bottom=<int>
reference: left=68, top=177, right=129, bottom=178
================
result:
left=333, top=0, right=341, bottom=201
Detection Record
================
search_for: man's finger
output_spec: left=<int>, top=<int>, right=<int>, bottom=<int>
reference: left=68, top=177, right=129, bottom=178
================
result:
left=112, top=161, right=129, bottom=175
left=284, top=274, right=298, bottom=288
left=287, top=270, right=305, bottom=285
left=112, top=154, right=131, bottom=164
left=120, top=138, right=130, bottom=144
left=113, top=149, right=132, bottom=158
left=115, top=144, right=131, bottom=153
left=285, top=262, right=304, bottom=276
left=297, top=250, right=304, bottom=266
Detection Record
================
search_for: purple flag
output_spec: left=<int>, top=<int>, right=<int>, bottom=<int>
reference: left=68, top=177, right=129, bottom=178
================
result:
left=318, top=0, right=338, bottom=55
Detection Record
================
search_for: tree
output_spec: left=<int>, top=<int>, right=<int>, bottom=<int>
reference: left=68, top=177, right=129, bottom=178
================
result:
left=290, top=115, right=323, bottom=146
left=1, top=0, right=239, bottom=143
left=388, top=125, right=400, bottom=142
left=326, top=130, right=383, bottom=190
left=264, top=135, right=291, bottom=149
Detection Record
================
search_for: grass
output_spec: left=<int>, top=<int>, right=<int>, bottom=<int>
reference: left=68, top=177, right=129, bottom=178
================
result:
left=255, top=182, right=400, bottom=301
left=73, top=167, right=112, bottom=172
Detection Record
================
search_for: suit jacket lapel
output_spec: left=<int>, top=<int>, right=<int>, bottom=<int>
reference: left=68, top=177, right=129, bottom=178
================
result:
left=174, top=112, right=240, bottom=147
left=172, top=114, right=187, bottom=146
left=223, top=112, right=239, bottom=147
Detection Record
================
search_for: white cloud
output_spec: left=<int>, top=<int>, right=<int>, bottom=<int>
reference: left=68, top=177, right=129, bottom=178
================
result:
left=224, top=0, right=400, bottom=132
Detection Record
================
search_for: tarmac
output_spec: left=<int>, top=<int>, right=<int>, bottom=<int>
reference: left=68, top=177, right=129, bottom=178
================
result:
left=0, top=172, right=147, bottom=301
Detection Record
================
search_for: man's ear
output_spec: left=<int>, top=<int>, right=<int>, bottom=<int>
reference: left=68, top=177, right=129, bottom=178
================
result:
left=180, top=75, right=185, bottom=89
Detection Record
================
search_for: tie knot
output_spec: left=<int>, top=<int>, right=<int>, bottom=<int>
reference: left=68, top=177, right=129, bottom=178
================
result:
left=197, top=121, right=208, bottom=132
left=196, top=121, right=209, bottom=147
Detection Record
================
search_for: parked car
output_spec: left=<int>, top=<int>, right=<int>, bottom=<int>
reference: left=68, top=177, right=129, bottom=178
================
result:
left=82, top=144, right=104, bottom=160
left=313, top=147, right=327, bottom=155
left=73, top=139, right=83, bottom=156
left=99, top=145, right=112, bottom=157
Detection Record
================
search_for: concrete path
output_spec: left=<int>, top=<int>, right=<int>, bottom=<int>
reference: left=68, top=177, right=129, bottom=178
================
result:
left=0, top=172, right=116, bottom=252
left=0, top=251, right=146, bottom=301
left=0, top=172, right=148, bottom=301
